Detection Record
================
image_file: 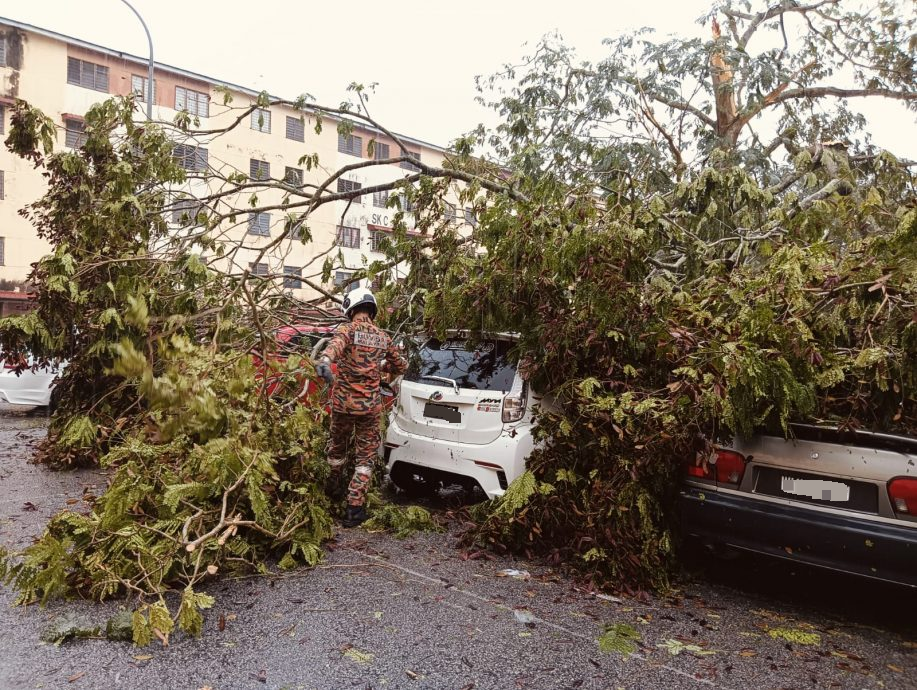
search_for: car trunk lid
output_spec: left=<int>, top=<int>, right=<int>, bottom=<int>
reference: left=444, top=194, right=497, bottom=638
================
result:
left=395, top=336, right=518, bottom=445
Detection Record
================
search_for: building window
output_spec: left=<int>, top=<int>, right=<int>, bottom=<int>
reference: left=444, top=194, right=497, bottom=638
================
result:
left=67, top=57, right=109, bottom=92
left=338, top=132, right=362, bottom=156
left=444, top=203, right=456, bottom=222
left=131, top=75, right=157, bottom=103
left=373, top=142, right=390, bottom=160
left=173, top=143, right=208, bottom=172
left=0, top=237, right=4, bottom=266
left=335, top=225, right=360, bottom=249
left=285, top=116, right=304, bottom=142
left=370, top=230, right=388, bottom=253
left=284, top=167, right=303, bottom=186
left=64, top=118, right=87, bottom=149
left=171, top=199, right=202, bottom=225
left=334, top=271, right=357, bottom=290
left=0, top=170, right=4, bottom=200
left=0, top=106, right=4, bottom=135
left=401, top=150, right=421, bottom=171
left=175, top=86, right=209, bottom=118
left=248, top=212, right=271, bottom=236
left=0, top=37, right=6, bottom=67
left=400, top=194, right=414, bottom=213
left=283, top=265, right=302, bottom=289
left=464, top=207, right=478, bottom=227
left=337, top=179, right=362, bottom=195
left=373, top=190, right=389, bottom=208
left=250, top=262, right=269, bottom=276
left=249, top=158, right=270, bottom=181
left=251, top=108, right=271, bottom=133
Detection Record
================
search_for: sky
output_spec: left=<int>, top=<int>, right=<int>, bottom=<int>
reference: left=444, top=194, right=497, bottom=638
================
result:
left=0, top=0, right=716, bottom=146
left=0, top=0, right=913, bottom=155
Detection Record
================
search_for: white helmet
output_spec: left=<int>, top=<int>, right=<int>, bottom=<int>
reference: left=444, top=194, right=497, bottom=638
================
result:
left=341, top=286, right=378, bottom=320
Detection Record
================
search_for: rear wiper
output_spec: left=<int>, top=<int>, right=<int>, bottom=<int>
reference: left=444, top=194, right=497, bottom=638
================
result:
left=420, top=375, right=460, bottom=394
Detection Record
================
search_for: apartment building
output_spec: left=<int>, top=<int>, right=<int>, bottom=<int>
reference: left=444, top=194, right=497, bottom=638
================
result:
left=0, top=17, right=471, bottom=301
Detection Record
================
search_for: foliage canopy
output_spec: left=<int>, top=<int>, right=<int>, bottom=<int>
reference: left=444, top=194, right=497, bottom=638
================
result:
left=0, top=0, right=914, bottom=618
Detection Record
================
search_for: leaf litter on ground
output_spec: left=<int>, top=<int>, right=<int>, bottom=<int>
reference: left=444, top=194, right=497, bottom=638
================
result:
left=597, top=623, right=641, bottom=658
left=361, top=504, right=443, bottom=539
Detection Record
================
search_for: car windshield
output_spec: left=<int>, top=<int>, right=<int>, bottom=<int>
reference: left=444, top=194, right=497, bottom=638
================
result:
left=404, top=338, right=517, bottom=392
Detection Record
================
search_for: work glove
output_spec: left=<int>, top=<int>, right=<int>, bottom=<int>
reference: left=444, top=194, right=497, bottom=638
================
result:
left=315, top=360, right=334, bottom=385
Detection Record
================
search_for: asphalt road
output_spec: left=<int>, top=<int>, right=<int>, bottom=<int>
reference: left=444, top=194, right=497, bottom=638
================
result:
left=0, top=406, right=915, bottom=690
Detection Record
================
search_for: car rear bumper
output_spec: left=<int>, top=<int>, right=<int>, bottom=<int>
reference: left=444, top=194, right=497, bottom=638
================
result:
left=0, top=385, right=52, bottom=406
left=680, top=486, right=917, bottom=587
left=384, top=418, right=533, bottom=499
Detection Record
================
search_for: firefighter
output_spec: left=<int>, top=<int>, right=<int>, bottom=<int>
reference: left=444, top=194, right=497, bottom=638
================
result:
left=315, top=286, right=406, bottom=527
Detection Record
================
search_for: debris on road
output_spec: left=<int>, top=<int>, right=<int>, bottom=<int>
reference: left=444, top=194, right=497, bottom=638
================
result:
left=40, top=614, right=100, bottom=645
left=104, top=610, right=134, bottom=642
left=767, top=627, right=822, bottom=646
left=597, top=623, right=641, bottom=658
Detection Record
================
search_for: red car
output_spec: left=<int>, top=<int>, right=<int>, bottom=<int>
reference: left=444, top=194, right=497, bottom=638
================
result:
left=254, top=324, right=398, bottom=411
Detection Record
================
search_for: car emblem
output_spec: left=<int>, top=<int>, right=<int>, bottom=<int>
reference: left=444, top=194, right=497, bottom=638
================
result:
left=429, top=391, right=443, bottom=402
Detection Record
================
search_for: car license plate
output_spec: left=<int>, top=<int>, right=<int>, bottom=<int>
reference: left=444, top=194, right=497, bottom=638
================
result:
left=780, top=475, right=850, bottom=502
left=423, top=402, right=461, bottom=423
left=753, top=467, right=878, bottom=513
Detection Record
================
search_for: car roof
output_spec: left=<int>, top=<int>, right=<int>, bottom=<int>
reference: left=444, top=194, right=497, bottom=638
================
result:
left=785, top=423, right=917, bottom=455
left=441, top=329, right=520, bottom=342
left=275, top=323, right=340, bottom=337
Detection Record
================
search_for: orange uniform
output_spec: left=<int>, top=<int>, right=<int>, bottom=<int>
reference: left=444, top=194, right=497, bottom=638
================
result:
left=322, top=313, right=406, bottom=415
left=322, top=311, right=406, bottom=509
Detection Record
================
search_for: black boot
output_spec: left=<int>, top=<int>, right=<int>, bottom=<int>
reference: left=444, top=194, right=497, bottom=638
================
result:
left=325, top=471, right=345, bottom=502
left=342, top=505, right=368, bottom=528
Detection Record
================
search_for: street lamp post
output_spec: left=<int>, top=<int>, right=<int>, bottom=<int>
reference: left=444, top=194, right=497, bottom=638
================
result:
left=119, top=0, right=154, bottom=120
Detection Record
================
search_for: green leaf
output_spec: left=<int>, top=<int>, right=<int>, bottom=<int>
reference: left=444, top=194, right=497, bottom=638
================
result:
left=132, top=610, right=152, bottom=647
left=597, top=623, right=641, bottom=657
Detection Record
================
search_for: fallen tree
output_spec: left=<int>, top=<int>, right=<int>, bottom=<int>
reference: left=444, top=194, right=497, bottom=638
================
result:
left=0, top=93, right=471, bottom=641
left=393, top=0, right=916, bottom=591
left=0, top=0, right=914, bottom=630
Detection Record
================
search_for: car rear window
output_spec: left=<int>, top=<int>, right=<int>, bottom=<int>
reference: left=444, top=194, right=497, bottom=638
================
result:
left=404, top=338, right=517, bottom=392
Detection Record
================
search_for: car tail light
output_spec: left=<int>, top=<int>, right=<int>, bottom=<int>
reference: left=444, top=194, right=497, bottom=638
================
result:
left=685, top=449, right=746, bottom=485
left=713, top=449, right=746, bottom=485
left=685, top=459, right=712, bottom=480
left=502, top=382, right=528, bottom=423
left=888, top=477, right=917, bottom=515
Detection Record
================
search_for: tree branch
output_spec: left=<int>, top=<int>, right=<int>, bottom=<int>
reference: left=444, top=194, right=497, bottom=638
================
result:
left=724, top=0, right=841, bottom=51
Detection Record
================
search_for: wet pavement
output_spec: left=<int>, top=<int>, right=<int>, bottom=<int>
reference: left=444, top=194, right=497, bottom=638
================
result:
left=0, top=405, right=915, bottom=690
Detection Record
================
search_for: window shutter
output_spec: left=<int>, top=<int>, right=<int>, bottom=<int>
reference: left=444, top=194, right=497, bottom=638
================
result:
left=195, top=147, right=208, bottom=172
left=67, top=57, right=80, bottom=85
left=286, top=116, right=304, bottom=142
left=95, top=64, right=109, bottom=92
left=283, top=266, right=302, bottom=289
left=284, top=167, right=303, bottom=186
left=65, top=119, right=87, bottom=149
left=0, top=38, right=6, bottom=67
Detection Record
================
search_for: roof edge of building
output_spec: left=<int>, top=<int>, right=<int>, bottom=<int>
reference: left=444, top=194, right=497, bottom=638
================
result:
left=0, top=15, right=450, bottom=154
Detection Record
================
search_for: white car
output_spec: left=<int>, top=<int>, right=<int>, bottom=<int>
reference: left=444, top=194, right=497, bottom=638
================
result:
left=0, top=355, right=63, bottom=407
left=384, top=332, right=545, bottom=499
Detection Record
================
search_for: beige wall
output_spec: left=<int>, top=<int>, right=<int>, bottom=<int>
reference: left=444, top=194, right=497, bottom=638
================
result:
left=0, top=20, right=467, bottom=301
left=0, top=28, right=62, bottom=281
